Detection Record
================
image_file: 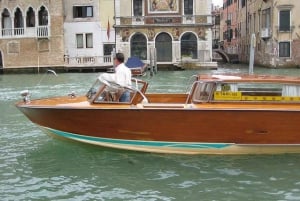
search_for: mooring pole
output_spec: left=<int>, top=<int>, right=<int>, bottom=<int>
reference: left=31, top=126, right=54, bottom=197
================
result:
left=249, top=33, right=256, bottom=75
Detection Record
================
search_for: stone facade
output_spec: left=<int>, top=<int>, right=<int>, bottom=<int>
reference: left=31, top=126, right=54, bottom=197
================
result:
left=0, top=0, right=64, bottom=70
left=114, top=0, right=215, bottom=67
left=212, top=5, right=221, bottom=49
left=221, top=0, right=238, bottom=54
left=228, top=0, right=300, bottom=67
left=0, top=0, right=217, bottom=71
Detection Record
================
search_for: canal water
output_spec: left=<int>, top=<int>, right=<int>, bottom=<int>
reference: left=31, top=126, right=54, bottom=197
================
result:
left=1, top=64, right=300, bottom=200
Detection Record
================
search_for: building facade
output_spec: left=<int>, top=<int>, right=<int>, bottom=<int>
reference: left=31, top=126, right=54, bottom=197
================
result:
left=0, top=0, right=217, bottom=71
left=212, top=5, right=221, bottom=49
left=63, top=0, right=111, bottom=69
left=220, top=0, right=238, bottom=54
left=0, top=0, right=64, bottom=71
left=237, top=0, right=300, bottom=67
left=114, top=0, right=214, bottom=67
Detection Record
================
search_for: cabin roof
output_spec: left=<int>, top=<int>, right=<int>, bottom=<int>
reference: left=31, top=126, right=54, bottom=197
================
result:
left=198, top=74, right=300, bottom=84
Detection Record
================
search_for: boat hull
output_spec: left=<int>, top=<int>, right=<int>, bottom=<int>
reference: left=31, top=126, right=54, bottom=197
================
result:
left=43, top=126, right=300, bottom=154
left=17, top=102, right=300, bottom=154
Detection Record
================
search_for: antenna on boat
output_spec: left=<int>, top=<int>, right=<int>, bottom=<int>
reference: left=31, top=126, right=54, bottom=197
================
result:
left=35, top=69, right=58, bottom=87
left=19, top=69, right=58, bottom=103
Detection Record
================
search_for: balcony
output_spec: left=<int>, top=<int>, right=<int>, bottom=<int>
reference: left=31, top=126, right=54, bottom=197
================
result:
left=0, top=26, right=50, bottom=39
left=117, top=15, right=212, bottom=27
left=260, top=27, right=271, bottom=38
left=132, top=16, right=145, bottom=25
left=64, top=55, right=113, bottom=67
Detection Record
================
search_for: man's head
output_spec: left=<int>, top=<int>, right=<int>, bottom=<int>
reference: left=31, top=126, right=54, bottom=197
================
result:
left=114, top=53, right=125, bottom=66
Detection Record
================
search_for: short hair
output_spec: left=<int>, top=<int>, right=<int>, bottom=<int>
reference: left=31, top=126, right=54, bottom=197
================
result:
left=115, top=53, right=125, bottom=63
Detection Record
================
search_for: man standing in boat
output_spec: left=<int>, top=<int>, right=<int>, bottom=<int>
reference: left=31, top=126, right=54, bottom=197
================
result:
left=98, top=53, right=132, bottom=102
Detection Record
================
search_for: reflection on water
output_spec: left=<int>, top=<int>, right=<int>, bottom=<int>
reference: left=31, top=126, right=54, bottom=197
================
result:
left=1, top=64, right=300, bottom=200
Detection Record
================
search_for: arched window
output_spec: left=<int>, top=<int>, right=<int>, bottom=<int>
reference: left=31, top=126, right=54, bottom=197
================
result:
left=181, top=32, right=197, bottom=59
left=155, top=33, right=172, bottom=62
left=2, top=9, right=12, bottom=36
left=14, top=8, right=24, bottom=35
left=26, top=7, right=35, bottom=27
left=38, top=6, right=48, bottom=26
left=14, top=8, right=23, bottom=28
left=131, top=33, right=147, bottom=60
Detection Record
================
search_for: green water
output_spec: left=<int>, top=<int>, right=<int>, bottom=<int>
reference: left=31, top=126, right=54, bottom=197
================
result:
left=1, top=65, right=300, bottom=200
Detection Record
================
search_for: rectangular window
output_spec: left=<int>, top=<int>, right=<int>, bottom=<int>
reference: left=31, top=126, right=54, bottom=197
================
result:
left=86, top=33, right=93, bottom=48
left=184, top=0, right=193, bottom=15
left=133, top=0, right=143, bottom=16
left=76, top=34, right=84, bottom=48
left=215, top=15, right=220, bottom=25
left=73, top=6, right=93, bottom=18
left=76, top=33, right=93, bottom=48
left=261, top=8, right=271, bottom=28
left=279, top=10, right=290, bottom=31
left=104, top=44, right=115, bottom=55
left=241, top=0, right=246, bottom=8
left=279, top=42, right=290, bottom=57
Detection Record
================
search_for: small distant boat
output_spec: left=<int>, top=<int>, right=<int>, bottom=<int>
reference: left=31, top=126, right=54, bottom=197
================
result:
left=16, top=74, right=300, bottom=154
left=125, top=57, right=148, bottom=76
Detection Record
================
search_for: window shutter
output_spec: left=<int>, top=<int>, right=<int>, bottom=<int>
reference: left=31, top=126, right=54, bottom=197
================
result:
left=280, top=10, right=290, bottom=31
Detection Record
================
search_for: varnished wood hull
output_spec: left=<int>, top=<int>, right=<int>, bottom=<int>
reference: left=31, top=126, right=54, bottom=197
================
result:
left=16, top=95, right=300, bottom=154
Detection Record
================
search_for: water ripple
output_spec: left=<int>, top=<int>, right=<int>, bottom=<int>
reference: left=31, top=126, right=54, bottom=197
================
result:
left=2, top=70, right=300, bottom=200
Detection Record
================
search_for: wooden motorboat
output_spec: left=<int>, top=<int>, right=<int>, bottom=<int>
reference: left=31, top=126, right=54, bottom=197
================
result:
left=16, top=74, right=300, bottom=154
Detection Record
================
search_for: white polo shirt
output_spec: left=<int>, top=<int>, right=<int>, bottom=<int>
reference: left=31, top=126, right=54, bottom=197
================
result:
left=98, top=63, right=132, bottom=87
left=114, top=63, right=132, bottom=87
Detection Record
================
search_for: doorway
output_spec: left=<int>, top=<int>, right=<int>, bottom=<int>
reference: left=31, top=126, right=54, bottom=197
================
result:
left=155, top=33, right=172, bottom=62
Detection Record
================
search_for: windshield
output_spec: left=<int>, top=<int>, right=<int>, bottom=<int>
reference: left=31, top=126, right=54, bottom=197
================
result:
left=86, top=77, right=148, bottom=104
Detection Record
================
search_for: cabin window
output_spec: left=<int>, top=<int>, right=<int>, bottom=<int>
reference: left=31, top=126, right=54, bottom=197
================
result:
left=88, top=78, right=147, bottom=104
left=213, top=82, right=300, bottom=102
left=192, top=82, right=215, bottom=102
left=282, top=85, right=300, bottom=97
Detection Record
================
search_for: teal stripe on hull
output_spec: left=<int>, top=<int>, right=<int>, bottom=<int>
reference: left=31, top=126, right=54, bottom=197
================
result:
left=43, top=127, right=232, bottom=150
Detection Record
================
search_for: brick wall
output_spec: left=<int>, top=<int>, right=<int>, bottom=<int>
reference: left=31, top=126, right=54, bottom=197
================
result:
left=0, top=0, right=64, bottom=69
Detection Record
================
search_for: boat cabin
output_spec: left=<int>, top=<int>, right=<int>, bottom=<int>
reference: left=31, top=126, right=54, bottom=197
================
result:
left=191, top=74, right=300, bottom=103
left=86, top=74, right=300, bottom=105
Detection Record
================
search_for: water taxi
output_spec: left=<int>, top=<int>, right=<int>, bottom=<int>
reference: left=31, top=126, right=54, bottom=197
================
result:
left=16, top=74, right=300, bottom=154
